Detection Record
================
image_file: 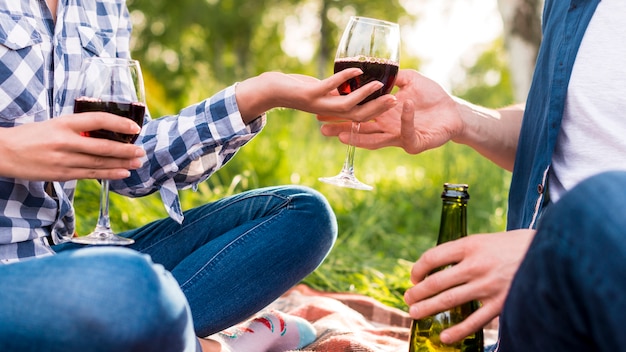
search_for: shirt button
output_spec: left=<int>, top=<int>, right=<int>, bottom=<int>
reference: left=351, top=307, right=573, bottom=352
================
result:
left=537, top=184, right=544, bottom=194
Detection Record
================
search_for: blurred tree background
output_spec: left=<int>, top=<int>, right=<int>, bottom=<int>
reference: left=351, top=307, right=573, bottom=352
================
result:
left=75, top=0, right=542, bottom=309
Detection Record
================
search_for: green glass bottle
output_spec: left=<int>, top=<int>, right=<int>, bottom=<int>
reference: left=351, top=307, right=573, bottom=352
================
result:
left=408, top=183, right=484, bottom=352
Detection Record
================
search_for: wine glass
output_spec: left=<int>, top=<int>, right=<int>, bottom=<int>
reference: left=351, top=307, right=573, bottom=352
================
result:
left=71, top=57, right=146, bottom=245
left=319, top=16, right=400, bottom=191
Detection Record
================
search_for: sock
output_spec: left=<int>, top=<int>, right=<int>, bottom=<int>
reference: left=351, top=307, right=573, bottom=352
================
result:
left=216, top=310, right=316, bottom=352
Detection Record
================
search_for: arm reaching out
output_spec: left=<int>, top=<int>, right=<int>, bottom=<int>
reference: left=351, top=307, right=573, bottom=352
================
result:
left=235, top=68, right=398, bottom=124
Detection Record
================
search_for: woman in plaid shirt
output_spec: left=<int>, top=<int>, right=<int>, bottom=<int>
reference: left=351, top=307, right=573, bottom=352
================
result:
left=0, top=0, right=398, bottom=351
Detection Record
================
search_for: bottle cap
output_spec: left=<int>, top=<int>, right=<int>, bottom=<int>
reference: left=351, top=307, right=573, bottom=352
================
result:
left=442, top=183, right=469, bottom=200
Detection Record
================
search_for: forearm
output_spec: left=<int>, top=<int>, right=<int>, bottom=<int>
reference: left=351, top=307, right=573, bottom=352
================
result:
left=111, top=85, right=263, bottom=196
left=453, top=98, right=524, bottom=171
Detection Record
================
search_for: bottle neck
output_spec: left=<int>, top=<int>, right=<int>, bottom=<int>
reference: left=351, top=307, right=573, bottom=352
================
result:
left=436, top=199, right=467, bottom=245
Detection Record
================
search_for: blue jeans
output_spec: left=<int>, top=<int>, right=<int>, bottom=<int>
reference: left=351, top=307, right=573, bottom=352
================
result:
left=0, top=185, right=337, bottom=352
left=497, top=171, right=626, bottom=351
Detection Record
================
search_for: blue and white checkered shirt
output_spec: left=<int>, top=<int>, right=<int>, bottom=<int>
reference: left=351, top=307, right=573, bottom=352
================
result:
left=0, top=0, right=265, bottom=263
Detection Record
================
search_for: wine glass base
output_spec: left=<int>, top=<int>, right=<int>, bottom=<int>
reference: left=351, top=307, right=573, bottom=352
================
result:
left=319, top=174, right=374, bottom=191
left=71, top=231, right=135, bottom=246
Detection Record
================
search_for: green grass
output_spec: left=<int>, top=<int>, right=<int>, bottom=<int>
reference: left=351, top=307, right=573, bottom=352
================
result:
left=74, top=108, right=510, bottom=311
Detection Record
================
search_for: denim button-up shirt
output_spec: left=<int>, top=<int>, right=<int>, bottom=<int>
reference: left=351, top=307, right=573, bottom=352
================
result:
left=507, top=0, right=600, bottom=230
left=0, top=0, right=264, bottom=263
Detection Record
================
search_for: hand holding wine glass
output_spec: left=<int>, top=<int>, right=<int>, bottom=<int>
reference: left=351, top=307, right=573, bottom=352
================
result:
left=319, top=16, right=400, bottom=190
left=72, top=57, right=146, bottom=245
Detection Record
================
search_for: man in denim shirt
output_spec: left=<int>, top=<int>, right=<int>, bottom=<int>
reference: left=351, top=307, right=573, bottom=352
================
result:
left=0, top=0, right=398, bottom=351
left=321, top=0, right=626, bottom=350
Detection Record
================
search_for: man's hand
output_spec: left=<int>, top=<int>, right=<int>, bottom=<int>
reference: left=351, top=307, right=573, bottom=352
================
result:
left=404, top=229, right=536, bottom=344
left=318, top=69, right=463, bottom=154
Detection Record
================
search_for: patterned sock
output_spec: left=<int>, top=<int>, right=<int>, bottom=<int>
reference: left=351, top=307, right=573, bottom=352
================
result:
left=216, top=310, right=316, bottom=352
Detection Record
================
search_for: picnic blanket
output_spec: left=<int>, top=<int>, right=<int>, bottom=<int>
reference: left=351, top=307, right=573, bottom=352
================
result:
left=267, top=284, right=412, bottom=352
left=268, top=284, right=499, bottom=352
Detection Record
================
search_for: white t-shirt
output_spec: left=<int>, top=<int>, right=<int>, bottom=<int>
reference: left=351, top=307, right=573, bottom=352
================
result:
left=549, top=0, right=626, bottom=202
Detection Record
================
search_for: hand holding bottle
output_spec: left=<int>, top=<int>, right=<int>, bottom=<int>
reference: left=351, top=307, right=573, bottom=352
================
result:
left=408, top=184, right=484, bottom=351
left=405, top=228, right=536, bottom=345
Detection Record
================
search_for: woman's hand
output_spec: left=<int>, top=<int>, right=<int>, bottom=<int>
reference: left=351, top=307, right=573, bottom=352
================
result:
left=235, top=69, right=398, bottom=124
left=404, top=229, right=536, bottom=344
left=0, top=113, right=145, bottom=181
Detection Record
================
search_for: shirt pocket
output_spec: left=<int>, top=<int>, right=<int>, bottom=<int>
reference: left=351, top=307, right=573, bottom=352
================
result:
left=75, top=2, right=119, bottom=58
left=0, top=12, right=47, bottom=122
left=77, top=25, right=115, bottom=57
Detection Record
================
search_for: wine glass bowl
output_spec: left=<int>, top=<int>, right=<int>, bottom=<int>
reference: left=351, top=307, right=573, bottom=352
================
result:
left=319, top=16, right=400, bottom=190
left=334, top=16, right=400, bottom=103
left=74, top=98, right=145, bottom=143
left=334, top=56, right=399, bottom=105
left=71, top=57, right=146, bottom=245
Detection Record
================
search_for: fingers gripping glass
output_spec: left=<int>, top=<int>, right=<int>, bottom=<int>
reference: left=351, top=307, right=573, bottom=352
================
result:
left=319, top=16, right=400, bottom=191
left=72, top=57, right=146, bottom=245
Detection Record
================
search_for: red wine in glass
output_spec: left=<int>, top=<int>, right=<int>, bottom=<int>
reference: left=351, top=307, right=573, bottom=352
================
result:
left=74, top=97, right=146, bottom=144
left=71, top=57, right=145, bottom=246
left=334, top=57, right=399, bottom=104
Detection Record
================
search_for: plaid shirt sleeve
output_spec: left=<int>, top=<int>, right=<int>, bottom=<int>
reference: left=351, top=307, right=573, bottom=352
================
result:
left=110, top=86, right=265, bottom=223
left=103, top=0, right=266, bottom=222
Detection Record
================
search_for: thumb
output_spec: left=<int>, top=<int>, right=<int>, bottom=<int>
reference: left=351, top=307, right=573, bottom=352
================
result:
left=400, top=100, right=420, bottom=154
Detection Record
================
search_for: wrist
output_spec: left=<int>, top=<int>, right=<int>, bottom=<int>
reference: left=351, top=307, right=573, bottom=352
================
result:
left=236, top=73, right=288, bottom=123
left=235, top=74, right=276, bottom=124
left=451, top=96, right=497, bottom=146
left=0, top=128, right=12, bottom=178
left=452, top=98, right=522, bottom=171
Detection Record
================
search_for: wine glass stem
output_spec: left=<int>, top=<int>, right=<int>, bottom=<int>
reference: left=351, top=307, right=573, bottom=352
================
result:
left=96, top=180, right=112, bottom=231
left=340, top=122, right=360, bottom=175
